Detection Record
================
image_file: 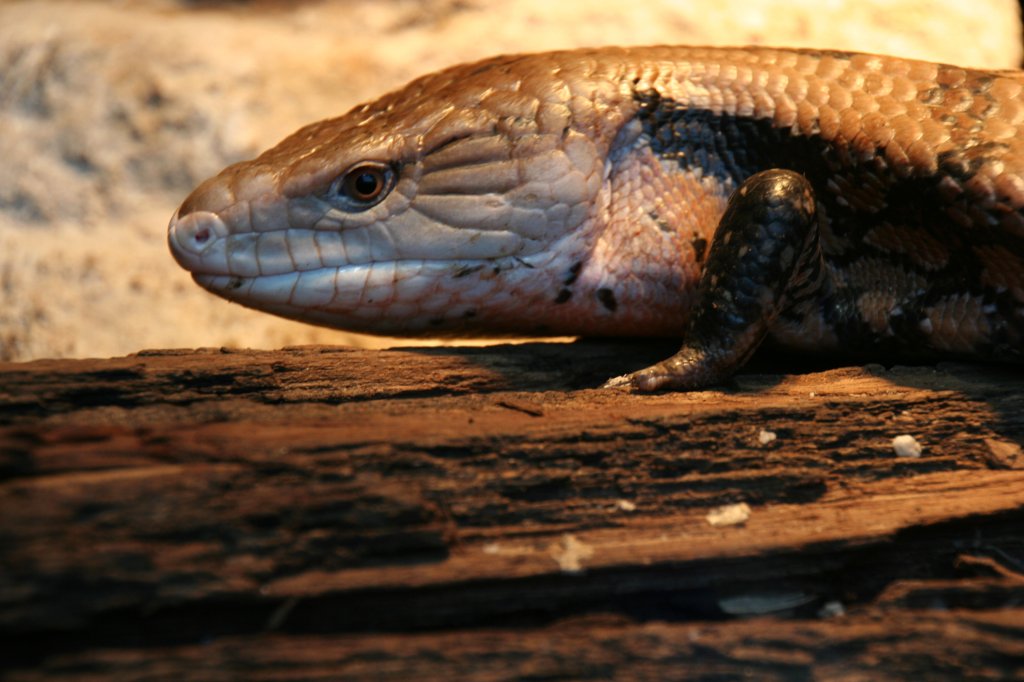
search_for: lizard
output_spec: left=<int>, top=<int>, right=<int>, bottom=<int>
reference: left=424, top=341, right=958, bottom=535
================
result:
left=167, top=46, right=1024, bottom=391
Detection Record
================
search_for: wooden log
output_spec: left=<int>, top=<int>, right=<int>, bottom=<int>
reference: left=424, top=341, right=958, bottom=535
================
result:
left=2, top=342, right=1023, bottom=679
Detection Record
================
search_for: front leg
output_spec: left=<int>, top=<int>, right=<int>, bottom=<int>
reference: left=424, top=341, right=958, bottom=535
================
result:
left=606, top=169, right=822, bottom=391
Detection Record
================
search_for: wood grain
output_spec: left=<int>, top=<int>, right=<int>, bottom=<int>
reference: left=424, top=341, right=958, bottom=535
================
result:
left=2, top=342, right=1023, bottom=679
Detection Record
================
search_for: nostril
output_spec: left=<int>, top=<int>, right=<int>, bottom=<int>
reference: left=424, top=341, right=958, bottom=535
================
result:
left=168, top=210, right=226, bottom=263
left=193, top=226, right=211, bottom=245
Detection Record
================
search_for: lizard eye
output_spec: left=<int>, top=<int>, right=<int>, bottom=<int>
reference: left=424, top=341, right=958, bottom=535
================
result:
left=329, top=162, right=395, bottom=210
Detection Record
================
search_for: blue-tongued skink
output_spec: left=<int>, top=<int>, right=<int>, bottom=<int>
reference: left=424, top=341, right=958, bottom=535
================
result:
left=167, top=46, right=1024, bottom=390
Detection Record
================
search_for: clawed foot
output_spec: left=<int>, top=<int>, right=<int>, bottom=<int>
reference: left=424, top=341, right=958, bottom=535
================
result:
left=601, top=169, right=821, bottom=394
left=600, top=346, right=726, bottom=392
left=600, top=368, right=680, bottom=392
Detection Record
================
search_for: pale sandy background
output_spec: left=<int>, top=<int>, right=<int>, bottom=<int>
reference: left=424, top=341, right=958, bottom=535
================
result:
left=1, top=0, right=1020, bottom=361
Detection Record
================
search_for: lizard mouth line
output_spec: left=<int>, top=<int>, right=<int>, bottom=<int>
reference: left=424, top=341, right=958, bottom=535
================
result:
left=187, top=256, right=533, bottom=282
left=188, top=256, right=545, bottom=320
left=187, top=257, right=578, bottom=338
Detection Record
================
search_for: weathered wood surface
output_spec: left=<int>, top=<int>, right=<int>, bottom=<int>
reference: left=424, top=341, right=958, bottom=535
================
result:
left=2, top=342, right=1024, bottom=680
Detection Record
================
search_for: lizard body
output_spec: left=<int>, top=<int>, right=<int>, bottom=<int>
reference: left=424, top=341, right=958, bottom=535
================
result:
left=168, top=46, right=1024, bottom=390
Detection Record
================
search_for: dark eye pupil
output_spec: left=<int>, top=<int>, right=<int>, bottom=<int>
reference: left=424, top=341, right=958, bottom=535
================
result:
left=352, top=172, right=380, bottom=198
left=331, top=163, right=393, bottom=210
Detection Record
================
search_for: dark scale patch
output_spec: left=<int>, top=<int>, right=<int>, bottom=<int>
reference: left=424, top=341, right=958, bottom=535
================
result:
left=972, top=75, right=996, bottom=94
left=808, top=250, right=1024, bottom=360
left=987, top=288, right=1024, bottom=356
left=920, top=87, right=945, bottom=105
left=564, top=261, right=583, bottom=285
left=554, top=288, right=572, bottom=304
left=937, top=143, right=1011, bottom=184
left=453, top=264, right=484, bottom=278
left=633, top=89, right=794, bottom=185
left=774, top=48, right=861, bottom=61
left=691, top=236, right=708, bottom=262
left=634, top=88, right=1024, bottom=248
left=633, top=88, right=1018, bottom=234
left=630, top=88, right=1024, bottom=361
left=648, top=210, right=673, bottom=233
left=972, top=98, right=999, bottom=122
left=885, top=306, right=933, bottom=353
left=597, top=288, right=618, bottom=312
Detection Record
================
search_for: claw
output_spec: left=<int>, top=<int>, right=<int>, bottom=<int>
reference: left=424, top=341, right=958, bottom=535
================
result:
left=600, top=373, right=637, bottom=390
left=600, top=367, right=684, bottom=392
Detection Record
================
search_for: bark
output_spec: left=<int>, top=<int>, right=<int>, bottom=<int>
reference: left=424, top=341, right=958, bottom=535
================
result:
left=2, top=342, right=1023, bottom=680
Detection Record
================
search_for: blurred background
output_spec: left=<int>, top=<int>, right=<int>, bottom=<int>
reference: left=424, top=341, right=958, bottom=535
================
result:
left=1, top=0, right=1021, bottom=361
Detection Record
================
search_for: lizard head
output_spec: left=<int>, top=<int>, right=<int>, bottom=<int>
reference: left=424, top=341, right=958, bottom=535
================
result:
left=168, top=53, right=616, bottom=336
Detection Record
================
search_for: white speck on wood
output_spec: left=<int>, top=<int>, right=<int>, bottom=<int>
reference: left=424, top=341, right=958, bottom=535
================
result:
left=706, top=502, right=752, bottom=527
left=550, top=534, right=594, bottom=574
left=892, top=434, right=923, bottom=458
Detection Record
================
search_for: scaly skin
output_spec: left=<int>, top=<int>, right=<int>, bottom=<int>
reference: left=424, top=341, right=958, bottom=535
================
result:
left=168, top=46, right=1024, bottom=390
